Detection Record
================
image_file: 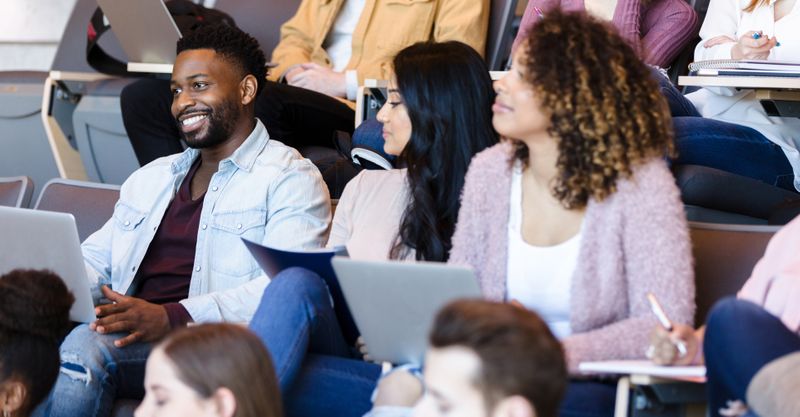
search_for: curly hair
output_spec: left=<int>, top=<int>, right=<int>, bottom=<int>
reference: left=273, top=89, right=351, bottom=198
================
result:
left=389, top=41, right=498, bottom=261
left=513, top=10, right=674, bottom=209
left=177, top=23, right=267, bottom=96
left=0, top=269, right=74, bottom=416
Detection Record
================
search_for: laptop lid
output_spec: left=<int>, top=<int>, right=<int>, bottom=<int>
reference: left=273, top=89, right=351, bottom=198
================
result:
left=95, top=0, right=182, bottom=64
left=332, top=257, right=481, bottom=366
left=0, top=207, right=96, bottom=323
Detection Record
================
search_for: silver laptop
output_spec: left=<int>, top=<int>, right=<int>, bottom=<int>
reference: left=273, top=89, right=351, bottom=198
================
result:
left=0, top=207, right=96, bottom=323
left=331, top=257, right=481, bottom=366
left=96, top=0, right=182, bottom=64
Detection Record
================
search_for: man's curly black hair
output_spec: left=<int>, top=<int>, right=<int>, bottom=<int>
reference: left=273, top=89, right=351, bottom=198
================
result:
left=176, top=23, right=267, bottom=96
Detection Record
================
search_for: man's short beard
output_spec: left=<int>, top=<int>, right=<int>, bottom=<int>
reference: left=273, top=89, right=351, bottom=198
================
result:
left=179, top=99, right=239, bottom=149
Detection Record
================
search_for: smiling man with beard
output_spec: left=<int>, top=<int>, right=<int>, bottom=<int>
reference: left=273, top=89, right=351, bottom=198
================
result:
left=32, top=24, right=330, bottom=417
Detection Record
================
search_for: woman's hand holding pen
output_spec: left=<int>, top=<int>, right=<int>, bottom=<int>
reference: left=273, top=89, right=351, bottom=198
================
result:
left=731, top=30, right=780, bottom=60
left=648, top=323, right=702, bottom=366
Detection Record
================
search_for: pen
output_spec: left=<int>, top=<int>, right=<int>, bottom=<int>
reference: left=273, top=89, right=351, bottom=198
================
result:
left=753, top=31, right=781, bottom=46
left=646, top=292, right=687, bottom=357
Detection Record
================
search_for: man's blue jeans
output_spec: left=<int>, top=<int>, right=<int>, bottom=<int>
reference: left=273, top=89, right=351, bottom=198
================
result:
left=656, top=73, right=796, bottom=191
left=32, top=325, right=152, bottom=417
left=704, top=298, right=800, bottom=416
left=249, top=267, right=380, bottom=417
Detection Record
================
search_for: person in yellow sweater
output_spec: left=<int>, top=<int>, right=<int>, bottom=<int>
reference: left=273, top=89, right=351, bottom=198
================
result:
left=120, top=0, right=489, bottom=166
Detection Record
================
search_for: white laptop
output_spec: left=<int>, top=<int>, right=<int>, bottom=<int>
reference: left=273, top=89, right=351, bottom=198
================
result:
left=0, top=207, right=96, bottom=323
left=331, top=257, right=481, bottom=366
left=96, top=0, right=182, bottom=65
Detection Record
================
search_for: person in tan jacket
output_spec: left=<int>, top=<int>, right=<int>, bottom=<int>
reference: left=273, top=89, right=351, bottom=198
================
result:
left=271, top=0, right=489, bottom=103
left=120, top=0, right=489, bottom=166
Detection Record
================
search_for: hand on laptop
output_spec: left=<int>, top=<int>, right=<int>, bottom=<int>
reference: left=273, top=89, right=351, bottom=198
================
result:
left=90, top=285, right=171, bottom=348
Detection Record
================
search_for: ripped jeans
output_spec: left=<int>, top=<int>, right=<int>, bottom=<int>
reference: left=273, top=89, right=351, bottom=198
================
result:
left=32, top=324, right=151, bottom=417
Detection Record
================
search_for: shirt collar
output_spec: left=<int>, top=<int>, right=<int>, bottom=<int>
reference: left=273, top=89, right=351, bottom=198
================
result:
left=170, top=118, right=269, bottom=174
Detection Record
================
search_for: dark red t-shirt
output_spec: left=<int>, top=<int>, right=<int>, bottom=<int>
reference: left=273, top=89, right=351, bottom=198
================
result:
left=135, top=159, right=204, bottom=327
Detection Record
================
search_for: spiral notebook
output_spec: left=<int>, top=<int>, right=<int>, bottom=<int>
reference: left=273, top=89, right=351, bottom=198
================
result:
left=689, top=59, right=800, bottom=72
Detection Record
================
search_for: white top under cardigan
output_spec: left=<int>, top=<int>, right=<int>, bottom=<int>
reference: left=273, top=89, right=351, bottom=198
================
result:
left=687, top=0, right=800, bottom=190
left=506, top=165, right=578, bottom=339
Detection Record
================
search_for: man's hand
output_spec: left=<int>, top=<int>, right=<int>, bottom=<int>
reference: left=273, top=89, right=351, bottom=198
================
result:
left=90, top=285, right=171, bottom=348
left=286, top=63, right=347, bottom=98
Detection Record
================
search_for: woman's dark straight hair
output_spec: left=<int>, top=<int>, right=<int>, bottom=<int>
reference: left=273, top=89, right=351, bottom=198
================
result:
left=390, top=41, right=498, bottom=261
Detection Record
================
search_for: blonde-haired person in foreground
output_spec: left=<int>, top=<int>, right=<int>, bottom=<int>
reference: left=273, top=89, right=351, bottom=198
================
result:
left=136, top=324, right=282, bottom=417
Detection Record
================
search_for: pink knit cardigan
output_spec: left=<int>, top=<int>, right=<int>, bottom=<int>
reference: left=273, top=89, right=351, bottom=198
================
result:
left=449, top=143, right=695, bottom=372
left=512, top=0, right=699, bottom=68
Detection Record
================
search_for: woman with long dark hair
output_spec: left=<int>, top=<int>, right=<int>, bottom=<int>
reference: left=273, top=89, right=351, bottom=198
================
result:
left=328, top=41, right=498, bottom=262
left=247, top=41, right=498, bottom=417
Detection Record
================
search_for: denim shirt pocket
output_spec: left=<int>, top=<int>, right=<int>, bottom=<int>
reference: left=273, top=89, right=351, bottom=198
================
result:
left=209, top=208, right=267, bottom=277
left=113, top=202, right=147, bottom=231
left=110, top=202, right=148, bottom=281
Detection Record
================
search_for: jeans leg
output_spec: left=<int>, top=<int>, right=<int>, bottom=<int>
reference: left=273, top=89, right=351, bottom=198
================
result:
left=672, top=117, right=797, bottom=191
left=284, top=354, right=381, bottom=417
left=650, top=68, right=701, bottom=117
left=31, top=324, right=152, bottom=417
left=120, top=78, right=184, bottom=166
left=248, top=267, right=352, bottom=393
left=559, top=379, right=617, bottom=417
left=704, top=298, right=800, bottom=415
left=256, top=81, right=355, bottom=149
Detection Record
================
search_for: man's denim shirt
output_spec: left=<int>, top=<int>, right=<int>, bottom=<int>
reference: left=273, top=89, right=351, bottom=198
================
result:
left=81, top=119, right=331, bottom=323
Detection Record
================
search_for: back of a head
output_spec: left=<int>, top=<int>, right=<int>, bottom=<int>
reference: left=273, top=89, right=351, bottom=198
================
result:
left=430, top=300, right=567, bottom=417
left=390, top=41, right=499, bottom=262
left=0, top=269, right=74, bottom=416
left=176, top=23, right=267, bottom=96
left=160, top=324, right=282, bottom=417
left=515, top=10, right=673, bottom=209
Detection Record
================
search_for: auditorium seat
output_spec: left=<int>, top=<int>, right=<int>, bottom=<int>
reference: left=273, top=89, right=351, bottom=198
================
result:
left=0, top=176, right=34, bottom=208
left=689, top=221, right=778, bottom=325
left=486, top=0, right=520, bottom=70
left=675, top=164, right=800, bottom=225
left=72, top=77, right=140, bottom=184
left=214, top=0, right=298, bottom=57
left=0, top=72, right=60, bottom=199
left=34, top=178, right=120, bottom=241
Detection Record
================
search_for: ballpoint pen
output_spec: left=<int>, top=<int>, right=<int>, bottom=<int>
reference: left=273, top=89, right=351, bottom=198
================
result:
left=646, top=292, right=688, bottom=357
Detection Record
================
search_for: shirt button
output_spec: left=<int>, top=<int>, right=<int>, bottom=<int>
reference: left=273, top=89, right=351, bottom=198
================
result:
left=124, top=221, right=130, bottom=226
left=237, top=223, right=242, bottom=229
left=195, top=266, right=201, bottom=272
left=131, top=266, right=136, bottom=271
left=201, top=224, right=207, bottom=230
left=212, top=186, right=219, bottom=192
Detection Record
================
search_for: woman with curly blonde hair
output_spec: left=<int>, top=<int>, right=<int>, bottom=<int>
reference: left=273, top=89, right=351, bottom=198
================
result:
left=448, top=10, right=695, bottom=416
